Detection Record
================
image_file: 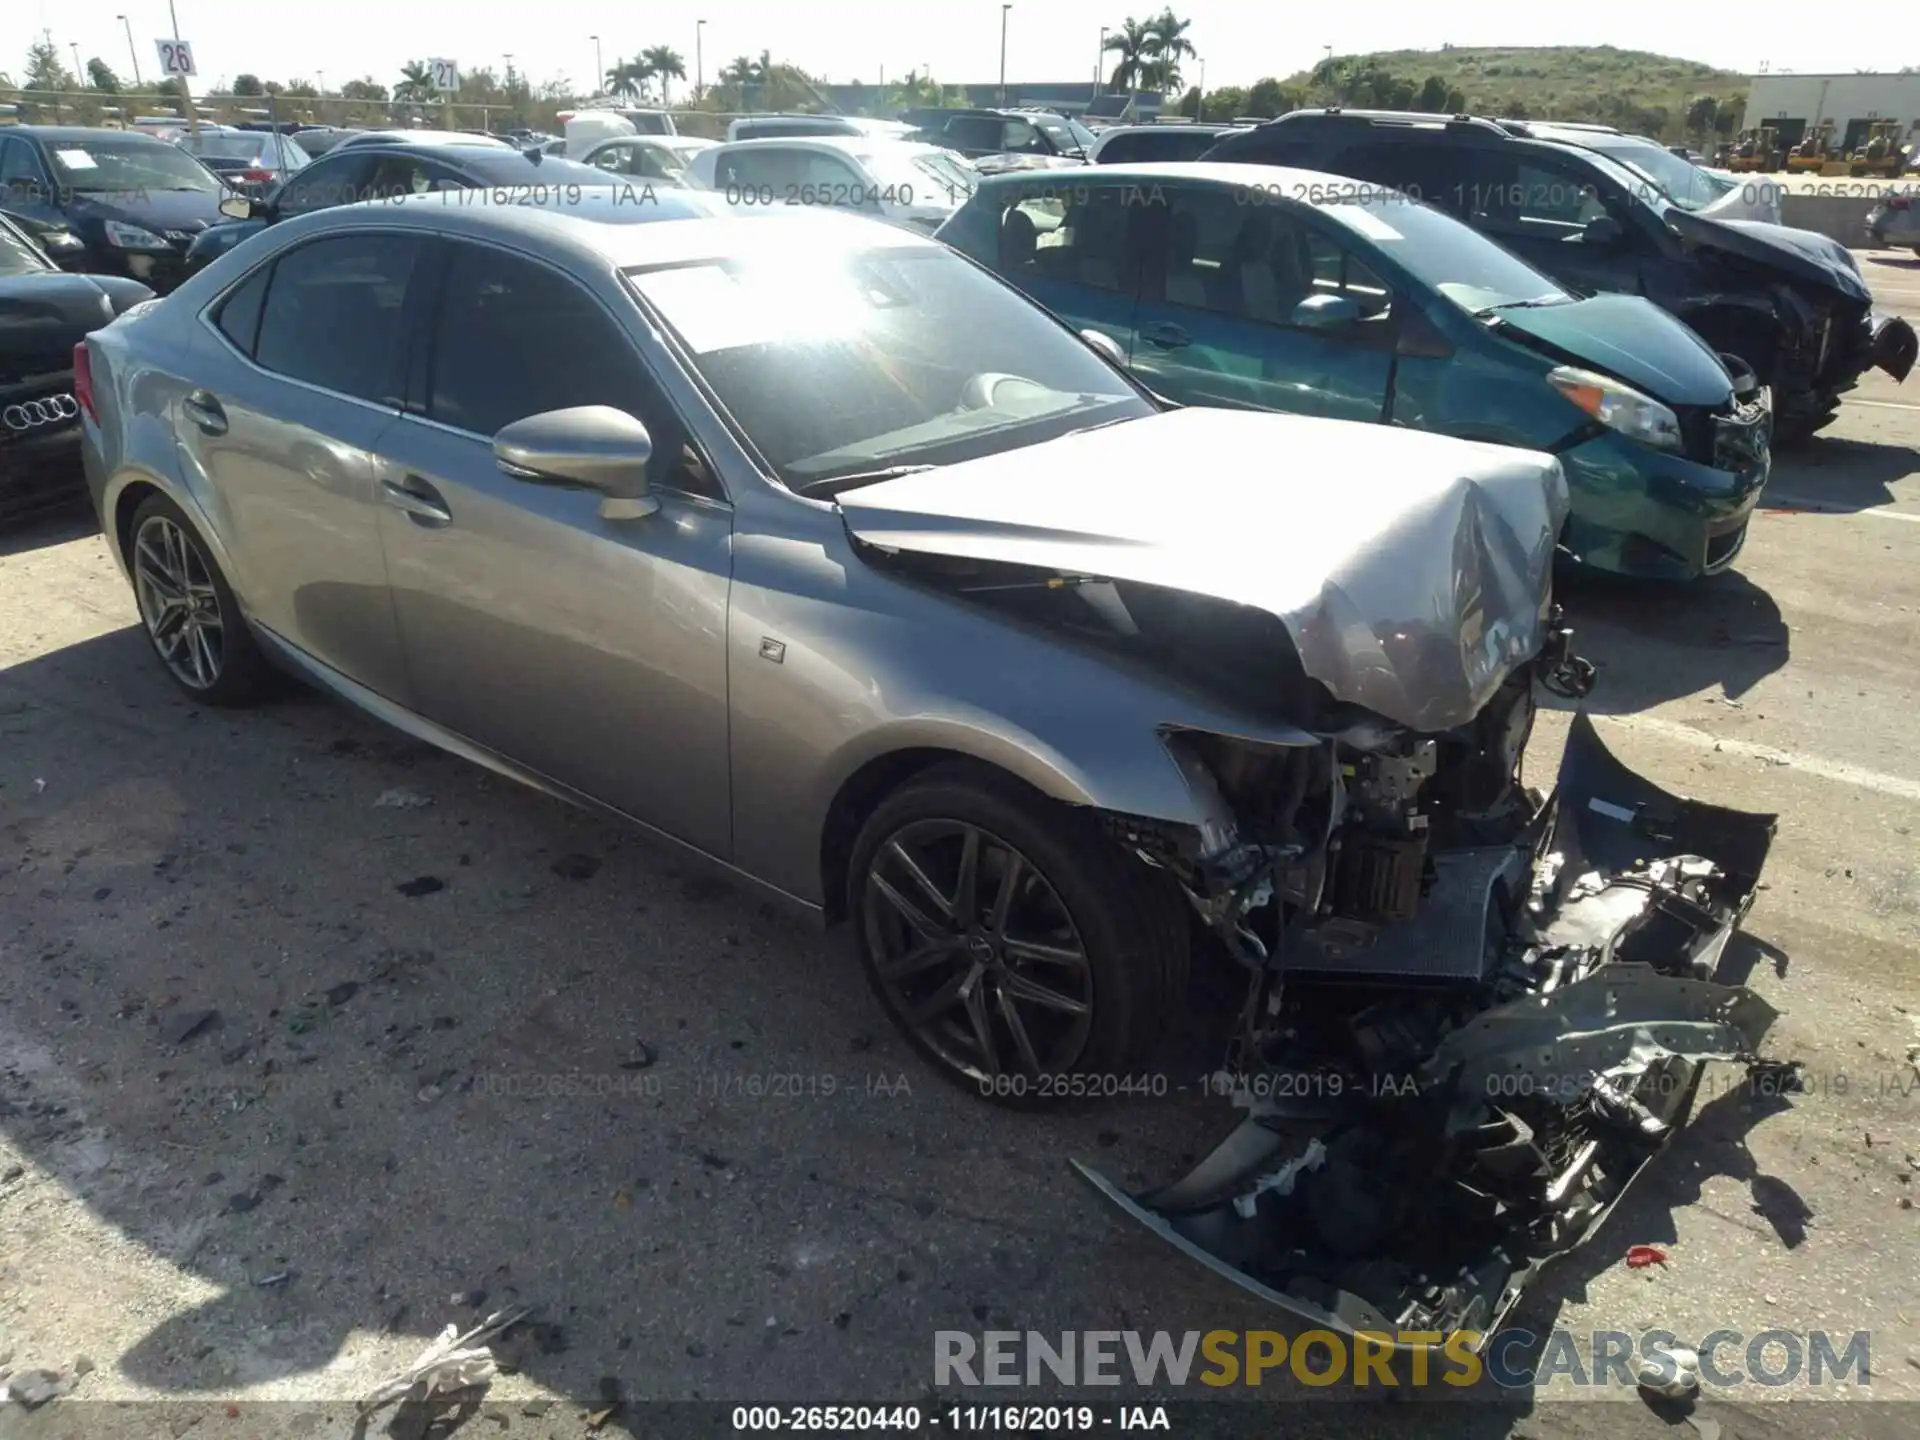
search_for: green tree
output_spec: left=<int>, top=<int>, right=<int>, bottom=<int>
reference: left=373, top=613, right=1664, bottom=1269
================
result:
left=606, top=58, right=651, bottom=102
left=1102, top=18, right=1152, bottom=92
left=641, top=45, right=686, bottom=106
left=232, top=73, right=265, bottom=96
left=395, top=60, right=436, bottom=103
left=1177, top=84, right=1200, bottom=118
left=1685, top=93, right=1719, bottom=137
left=86, top=58, right=121, bottom=93
left=23, top=36, right=74, bottom=92
left=1201, top=84, right=1245, bottom=121
left=1141, top=9, right=1195, bottom=92
left=341, top=78, right=387, bottom=102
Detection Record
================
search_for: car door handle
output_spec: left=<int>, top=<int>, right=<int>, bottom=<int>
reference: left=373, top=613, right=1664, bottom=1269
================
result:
left=182, top=390, right=227, bottom=435
left=379, top=477, right=452, bottom=526
left=1143, top=322, right=1190, bottom=350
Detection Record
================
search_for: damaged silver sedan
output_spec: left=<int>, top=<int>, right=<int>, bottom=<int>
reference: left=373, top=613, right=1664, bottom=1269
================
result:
left=81, top=200, right=1778, bottom=1341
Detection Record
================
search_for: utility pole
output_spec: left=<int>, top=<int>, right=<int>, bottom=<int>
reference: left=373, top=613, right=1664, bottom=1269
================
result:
left=999, top=4, right=1012, bottom=106
left=169, top=0, right=199, bottom=138
left=118, top=15, right=142, bottom=87
left=591, top=35, right=602, bottom=97
left=696, top=20, right=705, bottom=100
left=1096, top=26, right=1106, bottom=96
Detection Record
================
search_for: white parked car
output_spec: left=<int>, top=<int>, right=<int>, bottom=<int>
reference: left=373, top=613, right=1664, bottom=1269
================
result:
left=684, top=136, right=977, bottom=232
left=1526, top=124, right=1783, bottom=225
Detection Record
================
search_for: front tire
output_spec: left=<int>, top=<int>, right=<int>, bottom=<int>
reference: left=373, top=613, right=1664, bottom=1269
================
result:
left=847, top=762, right=1189, bottom=1106
left=128, top=493, right=271, bottom=706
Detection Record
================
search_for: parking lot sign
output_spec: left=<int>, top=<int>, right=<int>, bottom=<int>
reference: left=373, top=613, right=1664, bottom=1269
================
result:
left=155, top=39, right=197, bottom=77
left=430, top=59, right=460, bottom=92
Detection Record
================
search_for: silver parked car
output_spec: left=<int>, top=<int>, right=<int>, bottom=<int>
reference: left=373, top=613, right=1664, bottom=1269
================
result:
left=78, top=192, right=1780, bottom=1345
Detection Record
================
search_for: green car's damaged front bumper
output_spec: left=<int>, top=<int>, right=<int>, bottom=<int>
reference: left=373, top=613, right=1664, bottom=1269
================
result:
left=1076, top=713, right=1783, bottom=1352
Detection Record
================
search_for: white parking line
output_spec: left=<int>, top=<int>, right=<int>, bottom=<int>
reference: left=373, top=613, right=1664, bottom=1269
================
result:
left=1765, top=495, right=1920, bottom=524
left=1845, top=398, right=1920, bottom=413
left=1599, top=714, right=1920, bottom=803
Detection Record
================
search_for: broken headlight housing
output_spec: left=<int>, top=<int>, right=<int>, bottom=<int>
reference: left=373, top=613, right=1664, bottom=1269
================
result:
left=1549, top=364, right=1685, bottom=452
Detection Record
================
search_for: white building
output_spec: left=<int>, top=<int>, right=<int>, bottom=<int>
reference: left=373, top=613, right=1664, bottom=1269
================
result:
left=1740, top=73, right=1920, bottom=153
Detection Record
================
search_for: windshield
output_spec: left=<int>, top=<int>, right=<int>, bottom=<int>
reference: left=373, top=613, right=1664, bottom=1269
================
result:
left=1036, top=117, right=1096, bottom=154
left=627, top=243, right=1149, bottom=489
left=861, top=148, right=974, bottom=206
left=44, top=137, right=221, bottom=194
left=0, top=218, right=51, bottom=275
left=1569, top=133, right=1722, bottom=211
left=1321, top=197, right=1573, bottom=314
left=184, top=133, right=311, bottom=168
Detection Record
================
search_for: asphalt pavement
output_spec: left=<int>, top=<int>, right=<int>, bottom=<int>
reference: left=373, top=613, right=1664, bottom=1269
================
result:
left=1, top=252, right=1918, bottom=1438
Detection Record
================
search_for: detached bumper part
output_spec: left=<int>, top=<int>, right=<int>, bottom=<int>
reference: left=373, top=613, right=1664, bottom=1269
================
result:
left=1871, top=310, right=1917, bottom=383
left=1077, top=713, right=1780, bottom=1347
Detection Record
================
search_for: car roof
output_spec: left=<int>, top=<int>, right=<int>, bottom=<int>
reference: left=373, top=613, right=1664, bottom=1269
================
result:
left=341, top=129, right=509, bottom=148
left=291, top=187, right=939, bottom=269
left=709, top=134, right=869, bottom=156
left=1095, top=123, right=1238, bottom=137
left=981, top=160, right=1365, bottom=196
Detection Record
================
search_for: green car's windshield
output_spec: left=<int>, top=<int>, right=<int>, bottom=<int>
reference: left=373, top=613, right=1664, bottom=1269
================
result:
left=45, top=137, right=223, bottom=194
left=627, top=240, right=1150, bottom=490
left=1320, top=197, right=1574, bottom=315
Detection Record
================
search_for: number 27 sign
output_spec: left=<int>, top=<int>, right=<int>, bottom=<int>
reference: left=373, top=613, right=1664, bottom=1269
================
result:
left=154, top=38, right=197, bottom=78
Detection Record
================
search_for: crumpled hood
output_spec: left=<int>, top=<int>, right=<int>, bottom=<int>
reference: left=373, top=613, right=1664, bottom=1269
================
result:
left=1668, top=209, right=1871, bottom=305
left=837, top=408, right=1570, bottom=733
left=1493, top=294, right=1736, bottom=407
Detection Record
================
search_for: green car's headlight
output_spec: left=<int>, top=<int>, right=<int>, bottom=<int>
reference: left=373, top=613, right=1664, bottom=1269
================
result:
left=1548, top=365, right=1684, bottom=452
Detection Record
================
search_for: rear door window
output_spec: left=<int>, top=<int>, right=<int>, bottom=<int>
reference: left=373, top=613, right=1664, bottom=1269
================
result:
left=214, top=263, right=272, bottom=356
left=273, top=152, right=376, bottom=215
left=252, top=233, right=424, bottom=404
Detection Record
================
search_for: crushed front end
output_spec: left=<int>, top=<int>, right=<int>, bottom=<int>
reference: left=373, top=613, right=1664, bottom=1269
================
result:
left=1079, top=629, right=1781, bottom=1345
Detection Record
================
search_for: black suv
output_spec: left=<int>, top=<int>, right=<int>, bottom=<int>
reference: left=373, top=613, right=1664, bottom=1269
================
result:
left=1204, top=109, right=1917, bottom=439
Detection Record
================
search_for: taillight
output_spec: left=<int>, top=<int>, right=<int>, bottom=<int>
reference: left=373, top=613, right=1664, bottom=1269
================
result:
left=242, top=167, right=273, bottom=183
left=73, top=343, right=97, bottom=423
left=1888, top=196, right=1911, bottom=211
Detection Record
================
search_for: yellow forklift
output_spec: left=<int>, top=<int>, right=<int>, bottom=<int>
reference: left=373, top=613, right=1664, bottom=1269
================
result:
left=1727, top=126, right=1781, bottom=172
left=1785, top=120, right=1835, bottom=173
left=1848, top=121, right=1905, bottom=177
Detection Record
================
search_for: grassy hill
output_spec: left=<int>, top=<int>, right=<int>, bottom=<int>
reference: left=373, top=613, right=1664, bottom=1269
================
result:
left=1273, top=46, right=1748, bottom=137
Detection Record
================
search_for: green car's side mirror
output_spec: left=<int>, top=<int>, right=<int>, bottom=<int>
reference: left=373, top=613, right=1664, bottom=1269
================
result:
left=1290, top=293, right=1361, bottom=331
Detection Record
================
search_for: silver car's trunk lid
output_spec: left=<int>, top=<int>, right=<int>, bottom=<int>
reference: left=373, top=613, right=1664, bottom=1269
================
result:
left=837, top=407, right=1570, bottom=732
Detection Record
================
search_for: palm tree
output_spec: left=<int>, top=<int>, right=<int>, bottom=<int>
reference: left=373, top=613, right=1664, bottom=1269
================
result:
left=606, top=58, right=652, bottom=103
left=641, top=45, right=686, bottom=106
left=1142, top=9, right=1195, bottom=93
left=1102, top=18, right=1152, bottom=93
left=395, top=60, right=435, bottom=103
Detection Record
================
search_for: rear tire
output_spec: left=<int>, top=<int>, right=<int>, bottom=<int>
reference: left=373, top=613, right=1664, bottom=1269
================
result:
left=846, top=761, right=1189, bottom=1107
left=127, top=493, right=272, bottom=706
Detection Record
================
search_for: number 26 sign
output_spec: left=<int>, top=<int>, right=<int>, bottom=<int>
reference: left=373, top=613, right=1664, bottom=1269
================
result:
left=155, top=39, right=197, bottom=77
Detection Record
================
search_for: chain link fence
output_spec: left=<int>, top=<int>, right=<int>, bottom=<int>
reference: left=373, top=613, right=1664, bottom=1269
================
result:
left=0, top=89, right=815, bottom=139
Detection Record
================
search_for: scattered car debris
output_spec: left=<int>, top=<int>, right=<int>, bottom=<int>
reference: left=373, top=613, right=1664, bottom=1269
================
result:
left=254, top=1270, right=292, bottom=1288
left=618, top=1043, right=656, bottom=1071
left=0, top=1365, right=78, bottom=1408
left=1626, top=1245, right=1669, bottom=1269
left=396, top=876, right=446, bottom=898
left=325, top=982, right=360, bottom=1008
left=1637, top=1342, right=1702, bottom=1398
left=374, top=787, right=434, bottom=809
left=161, top=1009, right=221, bottom=1046
left=359, top=1305, right=533, bottom=1415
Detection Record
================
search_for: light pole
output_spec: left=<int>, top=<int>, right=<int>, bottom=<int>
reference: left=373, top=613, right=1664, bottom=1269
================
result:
left=117, top=15, right=142, bottom=87
left=70, top=43, right=84, bottom=84
left=1096, top=26, right=1106, bottom=96
left=168, top=0, right=199, bottom=137
left=696, top=20, right=705, bottom=100
left=999, top=4, right=1011, bottom=106
left=591, top=35, right=602, bottom=97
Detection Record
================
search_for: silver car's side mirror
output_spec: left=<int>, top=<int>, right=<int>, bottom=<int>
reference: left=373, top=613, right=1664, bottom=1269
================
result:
left=1078, top=328, right=1127, bottom=367
left=493, top=406, right=658, bottom=520
left=218, top=194, right=253, bottom=221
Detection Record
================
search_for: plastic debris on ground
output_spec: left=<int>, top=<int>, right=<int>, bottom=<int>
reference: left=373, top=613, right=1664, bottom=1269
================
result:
left=359, top=1305, right=534, bottom=1415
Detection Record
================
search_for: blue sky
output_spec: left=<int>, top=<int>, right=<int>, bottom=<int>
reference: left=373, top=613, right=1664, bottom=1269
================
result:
left=7, top=1, right=1891, bottom=96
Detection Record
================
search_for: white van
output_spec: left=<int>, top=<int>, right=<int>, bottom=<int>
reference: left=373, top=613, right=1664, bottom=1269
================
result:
left=561, top=108, right=677, bottom=158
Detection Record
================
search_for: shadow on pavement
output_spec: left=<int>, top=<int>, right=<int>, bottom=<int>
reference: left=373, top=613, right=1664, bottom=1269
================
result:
left=1550, top=565, right=1789, bottom=714
left=0, top=496, right=99, bottom=558
left=1761, top=436, right=1916, bottom=516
